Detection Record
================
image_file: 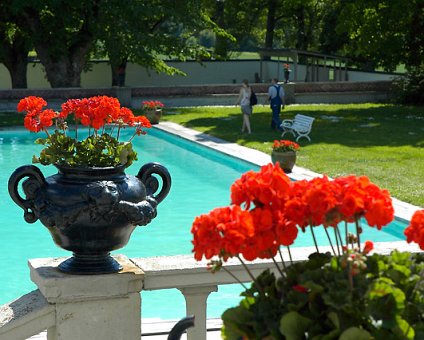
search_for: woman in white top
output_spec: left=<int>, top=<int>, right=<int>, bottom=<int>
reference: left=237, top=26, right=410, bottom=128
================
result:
left=235, top=79, right=252, bottom=134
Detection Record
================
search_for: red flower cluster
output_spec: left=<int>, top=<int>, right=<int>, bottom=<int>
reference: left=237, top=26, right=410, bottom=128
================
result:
left=18, top=96, right=151, bottom=135
left=142, top=100, right=164, bottom=110
left=17, top=96, right=55, bottom=132
left=17, top=96, right=152, bottom=167
left=272, top=140, right=300, bottom=152
left=191, top=163, right=395, bottom=262
left=404, top=209, right=424, bottom=250
left=285, top=175, right=394, bottom=230
left=192, top=206, right=254, bottom=261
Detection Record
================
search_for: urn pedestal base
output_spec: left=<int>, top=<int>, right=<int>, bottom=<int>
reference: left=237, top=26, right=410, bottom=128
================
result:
left=58, top=252, right=122, bottom=274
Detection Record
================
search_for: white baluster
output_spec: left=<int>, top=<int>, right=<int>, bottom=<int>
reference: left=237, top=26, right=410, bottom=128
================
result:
left=179, top=285, right=217, bottom=340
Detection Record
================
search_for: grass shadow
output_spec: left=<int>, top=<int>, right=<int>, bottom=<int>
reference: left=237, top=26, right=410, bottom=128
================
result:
left=169, top=104, right=424, bottom=149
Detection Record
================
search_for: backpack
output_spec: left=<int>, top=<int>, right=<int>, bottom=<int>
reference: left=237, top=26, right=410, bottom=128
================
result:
left=250, top=90, right=258, bottom=106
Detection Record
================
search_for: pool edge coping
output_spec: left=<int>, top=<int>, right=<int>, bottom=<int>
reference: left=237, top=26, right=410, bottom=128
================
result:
left=154, top=121, right=422, bottom=223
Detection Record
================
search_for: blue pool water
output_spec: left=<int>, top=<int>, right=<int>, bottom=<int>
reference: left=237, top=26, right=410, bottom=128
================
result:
left=0, top=127, right=407, bottom=320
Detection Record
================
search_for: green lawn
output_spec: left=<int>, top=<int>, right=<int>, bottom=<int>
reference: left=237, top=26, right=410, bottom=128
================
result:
left=1, top=103, right=423, bottom=207
left=161, top=103, right=424, bottom=207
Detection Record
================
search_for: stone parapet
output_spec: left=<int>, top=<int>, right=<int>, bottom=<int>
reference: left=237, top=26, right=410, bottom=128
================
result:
left=294, top=80, right=393, bottom=93
left=0, top=81, right=394, bottom=110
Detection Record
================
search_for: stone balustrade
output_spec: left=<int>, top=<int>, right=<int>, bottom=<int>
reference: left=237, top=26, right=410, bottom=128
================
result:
left=0, top=241, right=420, bottom=340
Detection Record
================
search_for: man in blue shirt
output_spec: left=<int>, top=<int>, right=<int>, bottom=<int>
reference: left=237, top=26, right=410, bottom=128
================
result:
left=267, top=78, right=285, bottom=131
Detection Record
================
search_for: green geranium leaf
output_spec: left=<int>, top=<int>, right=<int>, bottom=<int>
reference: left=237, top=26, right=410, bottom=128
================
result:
left=35, top=137, right=46, bottom=145
left=389, top=250, right=412, bottom=265
left=339, top=327, right=372, bottom=340
left=368, top=278, right=405, bottom=320
left=303, top=281, right=324, bottom=294
left=328, top=312, right=340, bottom=329
left=240, top=296, right=255, bottom=308
left=221, top=306, right=255, bottom=340
left=393, top=316, right=414, bottom=339
left=386, top=266, right=410, bottom=284
left=280, top=311, right=312, bottom=340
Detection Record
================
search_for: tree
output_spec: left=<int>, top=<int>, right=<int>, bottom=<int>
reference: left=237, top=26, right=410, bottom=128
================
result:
left=336, top=0, right=424, bottom=71
left=13, top=0, right=227, bottom=88
left=15, top=0, right=102, bottom=88
left=253, top=0, right=326, bottom=53
left=98, top=0, right=226, bottom=86
left=0, top=1, right=31, bottom=88
left=204, top=0, right=265, bottom=57
left=264, top=0, right=281, bottom=50
left=319, top=1, right=350, bottom=55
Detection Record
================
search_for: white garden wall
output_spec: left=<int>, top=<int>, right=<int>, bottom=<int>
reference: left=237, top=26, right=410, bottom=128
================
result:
left=0, top=60, right=396, bottom=90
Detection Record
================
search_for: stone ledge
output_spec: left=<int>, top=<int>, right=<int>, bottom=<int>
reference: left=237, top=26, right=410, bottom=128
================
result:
left=294, top=80, right=393, bottom=93
left=0, top=81, right=393, bottom=99
left=0, top=290, right=55, bottom=340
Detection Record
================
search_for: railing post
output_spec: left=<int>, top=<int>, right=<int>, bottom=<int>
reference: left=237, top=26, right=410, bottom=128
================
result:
left=179, top=285, right=217, bottom=340
left=28, top=255, right=144, bottom=340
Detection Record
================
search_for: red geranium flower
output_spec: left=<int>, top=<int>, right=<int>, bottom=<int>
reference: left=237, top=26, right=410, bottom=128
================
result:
left=292, top=284, right=308, bottom=293
left=192, top=163, right=396, bottom=279
left=142, top=100, right=165, bottom=110
left=17, top=95, right=151, bottom=168
left=272, top=140, right=300, bottom=152
left=404, top=210, right=424, bottom=250
left=362, top=240, right=374, bottom=254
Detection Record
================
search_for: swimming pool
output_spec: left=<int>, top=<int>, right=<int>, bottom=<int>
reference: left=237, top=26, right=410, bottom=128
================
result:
left=0, top=127, right=407, bottom=320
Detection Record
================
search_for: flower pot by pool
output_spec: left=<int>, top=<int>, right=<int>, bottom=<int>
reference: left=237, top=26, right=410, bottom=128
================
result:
left=271, top=150, right=296, bottom=173
left=145, top=108, right=162, bottom=125
left=142, top=100, right=164, bottom=125
left=271, top=139, right=300, bottom=173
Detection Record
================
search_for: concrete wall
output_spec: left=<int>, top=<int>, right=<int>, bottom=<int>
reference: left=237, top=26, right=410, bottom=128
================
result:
left=0, top=60, right=397, bottom=90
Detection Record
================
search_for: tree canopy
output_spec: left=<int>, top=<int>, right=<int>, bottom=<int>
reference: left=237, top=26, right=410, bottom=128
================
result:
left=0, top=0, right=422, bottom=88
left=5, top=0, right=228, bottom=87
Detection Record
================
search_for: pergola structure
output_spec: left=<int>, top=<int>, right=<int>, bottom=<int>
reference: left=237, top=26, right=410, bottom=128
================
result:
left=258, top=48, right=349, bottom=82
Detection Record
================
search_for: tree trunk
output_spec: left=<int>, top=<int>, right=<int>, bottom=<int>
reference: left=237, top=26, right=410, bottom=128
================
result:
left=111, top=60, right=127, bottom=87
left=7, top=58, right=28, bottom=88
left=406, top=1, right=424, bottom=68
left=295, top=6, right=309, bottom=66
left=295, top=7, right=307, bottom=50
left=21, top=3, right=99, bottom=88
left=263, top=0, right=278, bottom=61
left=214, top=0, right=228, bottom=60
left=2, top=48, right=29, bottom=88
left=39, top=56, right=85, bottom=88
left=0, top=26, right=29, bottom=88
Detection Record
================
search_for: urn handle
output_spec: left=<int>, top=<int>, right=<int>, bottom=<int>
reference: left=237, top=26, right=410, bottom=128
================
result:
left=137, top=162, right=171, bottom=204
left=8, top=165, right=46, bottom=223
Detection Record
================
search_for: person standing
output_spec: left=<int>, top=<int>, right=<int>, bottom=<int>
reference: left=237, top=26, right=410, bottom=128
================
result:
left=235, top=79, right=252, bottom=134
left=267, top=78, right=285, bottom=131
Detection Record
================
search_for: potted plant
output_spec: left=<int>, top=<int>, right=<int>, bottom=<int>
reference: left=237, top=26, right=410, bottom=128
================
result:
left=283, top=63, right=291, bottom=83
left=191, top=163, right=424, bottom=339
left=271, top=139, right=300, bottom=173
left=8, top=96, right=172, bottom=274
left=141, top=100, right=165, bottom=125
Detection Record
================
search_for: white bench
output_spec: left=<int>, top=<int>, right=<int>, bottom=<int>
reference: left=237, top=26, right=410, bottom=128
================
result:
left=280, top=114, right=315, bottom=142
